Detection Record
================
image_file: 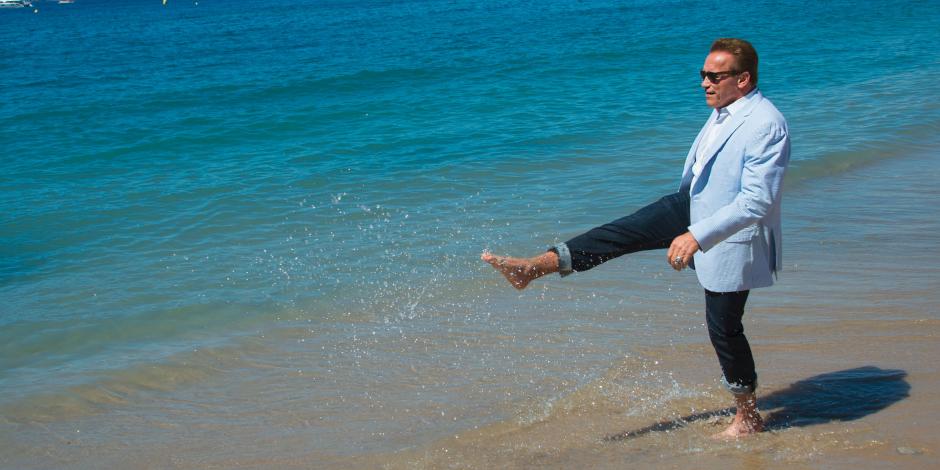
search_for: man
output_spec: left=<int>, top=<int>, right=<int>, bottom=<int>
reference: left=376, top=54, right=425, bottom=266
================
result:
left=482, top=38, right=790, bottom=439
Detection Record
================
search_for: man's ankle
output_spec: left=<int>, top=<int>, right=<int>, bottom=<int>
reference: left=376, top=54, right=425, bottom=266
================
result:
left=536, top=251, right=560, bottom=273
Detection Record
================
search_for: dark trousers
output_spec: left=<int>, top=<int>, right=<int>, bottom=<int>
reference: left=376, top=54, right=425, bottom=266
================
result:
left=563, top=192, right=757, bottom=392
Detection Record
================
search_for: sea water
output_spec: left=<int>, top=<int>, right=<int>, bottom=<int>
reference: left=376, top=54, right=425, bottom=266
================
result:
left=2, top=0, right=939, bottom=467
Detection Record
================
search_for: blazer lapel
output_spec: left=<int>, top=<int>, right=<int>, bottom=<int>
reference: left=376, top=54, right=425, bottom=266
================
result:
left=694, top=91, right=764, bottom=178
left=680, top=110, right=715, bottom=192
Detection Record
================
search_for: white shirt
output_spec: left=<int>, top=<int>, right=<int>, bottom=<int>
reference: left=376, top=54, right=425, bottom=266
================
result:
left=690, top=88, right=758, bottom=191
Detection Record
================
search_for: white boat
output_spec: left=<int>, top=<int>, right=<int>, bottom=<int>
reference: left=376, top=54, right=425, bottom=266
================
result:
left=0, top=0, right=33, bottom=7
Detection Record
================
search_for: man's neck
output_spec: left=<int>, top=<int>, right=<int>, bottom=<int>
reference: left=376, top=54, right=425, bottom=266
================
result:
left=718, top=87, right=758, bottom=112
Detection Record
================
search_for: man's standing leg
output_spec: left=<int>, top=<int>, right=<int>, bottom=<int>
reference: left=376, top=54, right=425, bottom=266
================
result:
left=704, top=289, right=764, bottom=437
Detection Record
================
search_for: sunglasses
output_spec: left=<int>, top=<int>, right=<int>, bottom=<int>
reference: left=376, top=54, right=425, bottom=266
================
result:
left=700, top=70, right=740, bottom=84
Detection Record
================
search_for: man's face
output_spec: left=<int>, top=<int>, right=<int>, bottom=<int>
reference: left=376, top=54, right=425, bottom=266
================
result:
left=701, top=51, right=746, bottom=109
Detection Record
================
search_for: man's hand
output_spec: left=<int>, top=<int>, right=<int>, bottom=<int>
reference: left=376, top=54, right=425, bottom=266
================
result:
left=667, top=232, right=700, bottom=271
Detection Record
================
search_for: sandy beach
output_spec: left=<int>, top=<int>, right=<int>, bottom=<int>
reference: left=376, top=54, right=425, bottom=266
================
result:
left=363, top=319, right=938, bottom=469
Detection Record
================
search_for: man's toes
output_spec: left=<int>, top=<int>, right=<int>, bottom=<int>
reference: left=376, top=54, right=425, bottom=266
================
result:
left=481, top=253, right=501, bottom=266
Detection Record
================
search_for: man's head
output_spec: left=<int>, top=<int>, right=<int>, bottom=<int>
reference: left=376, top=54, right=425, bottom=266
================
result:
left=701, top=38, right=758, bottom=109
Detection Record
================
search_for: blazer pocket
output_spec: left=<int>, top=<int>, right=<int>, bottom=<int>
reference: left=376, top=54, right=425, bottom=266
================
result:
left=725, top=224, right=759, bottom=243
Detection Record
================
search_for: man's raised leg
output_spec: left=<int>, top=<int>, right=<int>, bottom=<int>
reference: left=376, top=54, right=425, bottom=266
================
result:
left=482, top=192, right=691, bottom=289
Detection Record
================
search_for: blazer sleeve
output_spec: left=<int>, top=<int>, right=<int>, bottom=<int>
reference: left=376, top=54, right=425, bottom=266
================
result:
left=688, top=119, right=790, bottom=252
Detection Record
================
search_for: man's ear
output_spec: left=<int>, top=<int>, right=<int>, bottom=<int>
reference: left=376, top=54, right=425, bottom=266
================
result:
left=737, top=71, right=752, bottom=90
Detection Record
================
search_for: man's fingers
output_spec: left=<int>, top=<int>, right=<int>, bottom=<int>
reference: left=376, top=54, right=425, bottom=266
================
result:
left=668, top=247, right=683, bottom=270
left=667, top=231, right=700, bottom=271
left=668, top=245, right=691, bottom=271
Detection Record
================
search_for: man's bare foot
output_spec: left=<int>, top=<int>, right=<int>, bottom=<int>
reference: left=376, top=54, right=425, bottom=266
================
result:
left=712, top=413, right=763, bottom=439
left=712, top=393, right=763, bottom=439
left=481, top=251, right=559, bottom=290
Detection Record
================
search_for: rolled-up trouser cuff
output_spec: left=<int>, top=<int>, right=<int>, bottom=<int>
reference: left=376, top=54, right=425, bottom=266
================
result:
left=722, top=375, right=757, bottom=395
left=548, top=243, right=573, bottom=277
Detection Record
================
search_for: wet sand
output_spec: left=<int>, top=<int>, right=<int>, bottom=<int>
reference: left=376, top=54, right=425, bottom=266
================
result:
left=365, top=318, right=938, bottom=469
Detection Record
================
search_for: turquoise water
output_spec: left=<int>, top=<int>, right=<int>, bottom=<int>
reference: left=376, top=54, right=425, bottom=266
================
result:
left=2, top=0, right=940, bottom=465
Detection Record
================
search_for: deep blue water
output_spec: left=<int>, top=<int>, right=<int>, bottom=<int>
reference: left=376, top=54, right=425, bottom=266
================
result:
left=1, top=0, right=939, bottom=463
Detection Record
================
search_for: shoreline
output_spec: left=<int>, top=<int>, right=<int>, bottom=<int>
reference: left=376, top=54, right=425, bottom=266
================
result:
left=3, top=149, right=939, bottom=469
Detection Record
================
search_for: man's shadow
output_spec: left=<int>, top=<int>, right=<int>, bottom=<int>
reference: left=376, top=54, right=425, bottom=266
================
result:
left=605, top=366, right=909, bottom=441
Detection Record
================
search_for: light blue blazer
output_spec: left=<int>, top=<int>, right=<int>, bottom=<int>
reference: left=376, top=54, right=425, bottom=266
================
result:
left=679, top=90, right=790, bottom=292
